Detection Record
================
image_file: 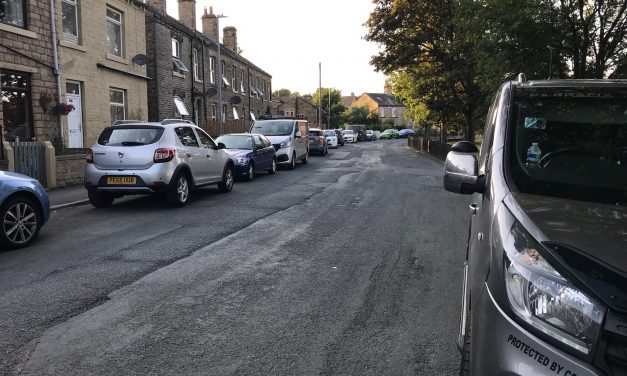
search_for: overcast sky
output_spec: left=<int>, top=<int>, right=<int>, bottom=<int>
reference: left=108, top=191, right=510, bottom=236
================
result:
left=164, top=0, right=386, bottom=96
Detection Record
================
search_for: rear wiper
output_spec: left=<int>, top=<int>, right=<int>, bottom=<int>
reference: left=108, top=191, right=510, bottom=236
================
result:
left=121, top=141, right=145, bottom=146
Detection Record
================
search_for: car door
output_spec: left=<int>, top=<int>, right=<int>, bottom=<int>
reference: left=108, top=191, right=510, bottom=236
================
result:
left=174, top=126, right=206, bottom=184
left=252, top=135, right=269, bottom=170
left=195, top=127, right=224, bottom=182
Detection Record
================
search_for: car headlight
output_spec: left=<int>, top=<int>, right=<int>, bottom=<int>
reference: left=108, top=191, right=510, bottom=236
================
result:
left=504, top=222, right=605, bottom=354
left=236, top=155, right=251, bottom=165
left=280, top=140, right=291, bottom=149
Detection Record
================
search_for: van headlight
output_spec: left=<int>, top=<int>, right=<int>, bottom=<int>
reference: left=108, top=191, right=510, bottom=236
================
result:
left=504, top=222, right=605, bottom=355
left=280, top=140, right=291, bottom=149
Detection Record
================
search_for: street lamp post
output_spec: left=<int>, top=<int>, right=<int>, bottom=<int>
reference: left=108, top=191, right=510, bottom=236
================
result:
left=215, top=13, right=227, bottom=135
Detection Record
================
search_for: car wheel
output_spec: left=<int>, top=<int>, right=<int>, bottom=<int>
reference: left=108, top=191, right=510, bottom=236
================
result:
left=218, top=165, right=234, bottom=193
left=168, top=173, right=190, bottom=206
left=0, top=196, right=42, bottom=249
left=459, top=312, right=471, bottom=376
left=88, top=190, right=114, bottom=208
left=288, top=153, right=296, bottom=170
left=246, top=162, right=255, bottom=181
left=302, top=151, right=309, bottom=164
left=324, top=145, right=328, bottom=156
left=268, top=158, right=277, bottom=174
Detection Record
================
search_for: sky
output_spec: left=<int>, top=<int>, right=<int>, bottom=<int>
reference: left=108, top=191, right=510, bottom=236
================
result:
left=165, top=0, right=386, bottom=96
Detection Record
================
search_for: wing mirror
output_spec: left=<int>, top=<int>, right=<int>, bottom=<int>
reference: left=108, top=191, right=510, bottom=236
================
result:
left=294, top=132, right=301, bottom=138
left=443, top=141, right=485, bottom=194
left=216, top=142, right=226, bottom=150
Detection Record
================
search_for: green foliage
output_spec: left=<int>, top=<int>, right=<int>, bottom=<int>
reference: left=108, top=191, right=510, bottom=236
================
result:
left=272, top=88, right=292, bottom=98
left=343, top=105, right=381, bottom=129
left=311, top=88, right=346, bottom=128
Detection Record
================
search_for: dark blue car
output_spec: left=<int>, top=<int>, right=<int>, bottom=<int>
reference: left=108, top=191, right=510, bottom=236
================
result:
left=0, top=171, right=50, bottom=249
left=215, top=133, right=276, bottom=181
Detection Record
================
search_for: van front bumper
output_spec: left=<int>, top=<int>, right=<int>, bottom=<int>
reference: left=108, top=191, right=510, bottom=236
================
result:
left=470, top=284, right=603, bottom=376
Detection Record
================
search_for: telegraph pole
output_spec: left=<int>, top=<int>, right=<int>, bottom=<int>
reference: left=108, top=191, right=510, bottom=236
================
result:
left=216, top=13, right=227, bottom=135
left=318, top=62, right=322, bottom=127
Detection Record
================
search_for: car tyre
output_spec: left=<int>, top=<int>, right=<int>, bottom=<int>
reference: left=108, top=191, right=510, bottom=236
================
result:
left=246, top=162, right=255, bottom=181
left=301, top=151, right=309, bottom=164
left=167, top=173, right=190, bottom=207
left=268, top=158, right=277, bottom=174
left=88, top=190, right=114, bottom=209
left=218, top=165, right=234, bottom=193
left=288, top=153, right=296, bottom=170
left=0, top=196, right=42, bottom=249
left=323, top=145, right=328, bottom=156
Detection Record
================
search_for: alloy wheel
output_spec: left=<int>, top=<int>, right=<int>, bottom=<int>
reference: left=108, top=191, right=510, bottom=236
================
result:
left=3, top=202, right=38, bottom=245
left=177, top=176, right=189, bottom=203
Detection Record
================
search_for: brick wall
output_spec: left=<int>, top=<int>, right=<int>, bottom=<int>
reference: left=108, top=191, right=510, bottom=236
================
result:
left=55, top=154, right=85, bottom=187
left=0, top=0, right=57, bottom=143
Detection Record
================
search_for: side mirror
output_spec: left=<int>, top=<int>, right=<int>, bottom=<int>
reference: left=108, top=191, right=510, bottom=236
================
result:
left=295, top=132, right=301, bottom=138
left=443, top=141, right=484, bottom=194
left=217, top=142, right=226, bottom=150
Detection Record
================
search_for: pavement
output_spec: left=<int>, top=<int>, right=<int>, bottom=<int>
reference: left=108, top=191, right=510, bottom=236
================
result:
left=47, top=184, right=89, bottom=210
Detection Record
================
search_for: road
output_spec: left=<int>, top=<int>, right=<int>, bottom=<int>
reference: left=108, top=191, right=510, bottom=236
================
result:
left=0, top=139, right=470, bottom=375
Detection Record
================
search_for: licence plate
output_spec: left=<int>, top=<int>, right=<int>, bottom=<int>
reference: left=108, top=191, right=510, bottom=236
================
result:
left=107, top=176, right=137, bottom=185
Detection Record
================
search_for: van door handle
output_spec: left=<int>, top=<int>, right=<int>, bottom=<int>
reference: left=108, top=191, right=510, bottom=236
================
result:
left=469, top=203, right=478, bottom=215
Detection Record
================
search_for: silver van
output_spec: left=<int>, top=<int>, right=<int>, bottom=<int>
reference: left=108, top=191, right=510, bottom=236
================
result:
left=250, top=118, right=309, bottom=169
left=444, top=75, right=627, bottom=376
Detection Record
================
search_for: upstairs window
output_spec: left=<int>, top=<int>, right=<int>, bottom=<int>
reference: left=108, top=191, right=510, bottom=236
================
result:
left=0, top=0, right=26, bottom=28
left=106, top=7, right=123, bottom=57
left=192, top=48, right=201, bottom=81
left=240, top=69, right=245, bottom=93
left=221, top=62, right=230, bottom=88
left=209, top=57, right=215, bottom=84
left=231, top=65, right=237, bottom=92
left=62, top=0, right=79, bottom=43
left=172, top=39, right=188, bottom=75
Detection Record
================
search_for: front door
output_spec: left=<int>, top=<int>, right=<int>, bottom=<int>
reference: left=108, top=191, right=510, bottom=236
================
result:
left=66, top=82, right=83, bottom=148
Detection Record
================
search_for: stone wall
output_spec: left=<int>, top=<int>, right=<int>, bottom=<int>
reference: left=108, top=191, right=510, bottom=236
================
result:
left=55, top=154, right=85, bottom=187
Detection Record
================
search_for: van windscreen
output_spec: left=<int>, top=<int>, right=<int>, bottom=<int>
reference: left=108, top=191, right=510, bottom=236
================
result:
left=251, top=121, right=294, bottom=136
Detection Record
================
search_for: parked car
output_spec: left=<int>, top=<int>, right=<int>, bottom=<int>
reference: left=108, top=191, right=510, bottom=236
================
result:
left=323, top=130, right=339, bottom=148
left=215, top=133, right=276, bottom=181
left=346, top=124, right=367, bottom=142
left=85, top=120, right=235, bottom=208
left=365, top=130, right=376, bottom=141
left=334, top=129, right=345, bottom=146
left=250, top=118, right=309, bottom=169
left=0, top=171, right=50, bottom=249
left=308, top=128, right=328, bottom=156
left=398, top=129, right=416, bottom=138
left=444, top=74, right=627, bottom=375
left=342, top=129, right=357, bottom=143
left=379, top=129, right=399, bottom=139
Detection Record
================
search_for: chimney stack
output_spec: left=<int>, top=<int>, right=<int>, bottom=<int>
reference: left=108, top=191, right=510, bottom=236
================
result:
left=201, top=6, right=218, bottom=41
left=223, top=26, right=237, bottom=52
left=149, top=0, right=167, bottom=13
left=177, top=0, right=196, bottom=30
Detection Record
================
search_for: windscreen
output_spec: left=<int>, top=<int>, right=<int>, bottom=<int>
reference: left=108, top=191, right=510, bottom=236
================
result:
left=251, top=121, right=294, bottom=136
left=97, top=126, right=164, bottom=146
left=215, top=135, right=253, bottom=149
left=508, top=86, right=627, bottom=205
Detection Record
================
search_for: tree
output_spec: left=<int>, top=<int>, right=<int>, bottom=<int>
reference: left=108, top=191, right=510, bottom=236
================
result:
left=311, top=88, right=346, bottom=128
left=343, top=105, right=381, bottom=129
left=272, top=88, right=292, bottom=98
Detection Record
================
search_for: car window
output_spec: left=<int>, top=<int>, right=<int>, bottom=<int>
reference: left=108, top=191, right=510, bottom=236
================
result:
left=251, top=121, right=294, bottom=136
left=253, top=135, right=264, bottom=148
left=215, top=135, right=253, bottom=149
left=195, top=128, right=216, bottom=148
left=98, top=126, right=164, bottom=146
left=260, top=135, right=272, bottom=147
left=309, top=130, right=321, bottom=136
left=174, top=127, right=200, bottom=147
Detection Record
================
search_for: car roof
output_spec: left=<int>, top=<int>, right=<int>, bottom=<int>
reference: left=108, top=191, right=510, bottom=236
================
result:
left=513, top=78, right=627, bottom=89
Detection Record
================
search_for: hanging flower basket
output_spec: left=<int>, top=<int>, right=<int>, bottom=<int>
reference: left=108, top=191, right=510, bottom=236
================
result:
left=39, top=92, right=54, bottom=112
left=56, top=102, right=75, bottom=115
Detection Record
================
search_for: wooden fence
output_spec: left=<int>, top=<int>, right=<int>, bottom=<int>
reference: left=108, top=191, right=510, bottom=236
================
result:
left=407, top=136, right=451, bottom=161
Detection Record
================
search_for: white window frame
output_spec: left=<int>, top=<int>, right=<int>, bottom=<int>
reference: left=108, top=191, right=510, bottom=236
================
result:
left=106, top=6, right=123, bottom=57
left=172, top=39, right=188, bottom=76
left=62, top=0, right=79, bottom=43
left=193, top=48, right=201, bottom=82
left=221, top=104, right=227, bottom=123
left=231, top=65, right=237, bottom=93
left=109, top=88, right=126, bottom=123
left=391, top=107, right=397, bottom=118
left=1, top=0, right=26, bottom=28
left=380, top=108, right=385, bottom=118
left=210, top=104, right=216, bottom=120
left=240, top=70, right=245, bottom=93
left=221, top=62, right=230, bottom=88
left=209, top=57, right=215, bottom=84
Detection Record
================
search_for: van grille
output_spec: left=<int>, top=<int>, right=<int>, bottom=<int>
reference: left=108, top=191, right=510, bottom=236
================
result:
left=602, top=332, right=627, bottom=376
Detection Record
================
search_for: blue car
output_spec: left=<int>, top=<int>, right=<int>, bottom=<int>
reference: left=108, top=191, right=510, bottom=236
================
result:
left=0, top=171, right=50, bottom=249
left=398, top=129, right=416, bottom=138
left=215, top=133, right=277, bottom=181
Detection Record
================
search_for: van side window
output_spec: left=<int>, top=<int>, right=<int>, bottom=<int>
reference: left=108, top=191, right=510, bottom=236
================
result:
left=479, top=91, right=501, bottom=174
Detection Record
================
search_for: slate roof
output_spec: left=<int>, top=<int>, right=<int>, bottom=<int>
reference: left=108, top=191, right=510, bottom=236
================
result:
left=364, top=93, right=404, bottom=107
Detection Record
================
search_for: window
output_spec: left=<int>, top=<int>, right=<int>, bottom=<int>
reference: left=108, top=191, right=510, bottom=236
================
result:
left=209, top=57, right=215, bottom=84
left=174, top=96, right=189, bottom=116
left=262, top=80, right=266, bottom=99
left=232, top=106, right=239, bottom=120
left=174, top=127, right=199, bottom=147
left=256, top=78, right=262, bottom=98
left=221, top=104, right=226, bottom=123
left=221, top=63, right=230, bottom=87
left=210, top=103, right=216, bottom=120
left=109, top=88, right=125, bottom=123
left=240, top=70, right=245, bottom=93
left=172, top=39, right=188, bottom=75
left=0, top=0, right=26, bottom=28
left=380, top=108, right=385, bottom=118
left=61, top=0, right=79, bottom=43
left=192, top=48, right=200, bottom=81
left=194, top=98, right=202, bottom=125
left=1, top=70, right=32, bottom=141
left=391, top=107, right=397, bottom=118
left=195, top=128, right=215, bottom=148
left=231, top=65, right=237, bottom=92
left=106, top=7, right=123, bottom=57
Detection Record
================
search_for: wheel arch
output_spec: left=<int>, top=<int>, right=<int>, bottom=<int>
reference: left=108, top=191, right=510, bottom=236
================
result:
left=2, top=191, right=44, bottom=224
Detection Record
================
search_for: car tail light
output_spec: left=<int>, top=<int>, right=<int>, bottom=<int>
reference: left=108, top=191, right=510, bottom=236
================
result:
left=154, top=148, right=176, bottom=163
left=86, top=148, right=93, bottom=164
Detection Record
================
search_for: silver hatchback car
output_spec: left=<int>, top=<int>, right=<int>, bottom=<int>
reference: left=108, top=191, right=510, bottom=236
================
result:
left=85, top=120, right=234, bottom=207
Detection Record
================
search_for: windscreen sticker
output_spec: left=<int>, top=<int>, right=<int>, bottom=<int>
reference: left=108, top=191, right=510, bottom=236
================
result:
left=507, top=334, right=578, bottom=376
left=524, top=117, right=547, bottom=129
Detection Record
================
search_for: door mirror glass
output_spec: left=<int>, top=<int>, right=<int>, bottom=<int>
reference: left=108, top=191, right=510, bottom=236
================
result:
left=443, top=142, right=483, bottom=194
left=217, top=142, right=226, bottom=150
left=294, top=132, right=301, bottom=138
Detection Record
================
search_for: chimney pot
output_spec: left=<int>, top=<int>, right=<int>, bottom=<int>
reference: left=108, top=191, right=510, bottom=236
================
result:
left=201, top=5, right=218, bottom=41
left=223, top=26, right=238, bottom=52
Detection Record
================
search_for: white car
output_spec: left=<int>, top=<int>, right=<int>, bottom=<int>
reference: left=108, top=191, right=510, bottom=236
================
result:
left=343, top=129, right=357, bottom=143
left=323, top=130, right=338, bottom=148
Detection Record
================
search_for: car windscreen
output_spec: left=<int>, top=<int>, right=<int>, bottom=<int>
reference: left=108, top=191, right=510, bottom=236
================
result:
left=215, top=135, right=253, bottom=150
left=251, top=121, right=294, bottom=136
left=323, top=131, right=335, bottom=136
left=309, top=130, right=321, bottom=136
left=344, top=130, right=354, bottom=134
left=97, top=126, right=164, bottom=146
left=508, top=86, right=627, bottom=205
